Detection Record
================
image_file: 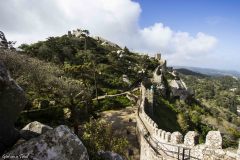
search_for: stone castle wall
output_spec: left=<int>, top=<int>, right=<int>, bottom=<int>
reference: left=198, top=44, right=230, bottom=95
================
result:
left=137, top=83, right=239, bottom=160
left=93, top=36, right=119, bottom=48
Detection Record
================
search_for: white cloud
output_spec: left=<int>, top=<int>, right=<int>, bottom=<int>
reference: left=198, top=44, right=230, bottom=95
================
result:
left=0, top=0, right=217, bottom=66
left=140, top=23, right=173, bottom=51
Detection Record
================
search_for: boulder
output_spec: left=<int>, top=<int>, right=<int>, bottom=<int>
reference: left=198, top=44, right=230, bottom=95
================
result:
left=98, top=151, right=124, bottom=160
left=20, top=121, right=53, bottom=140
left=6, top=125, right=89, bottom=160
left=0, top=62, right=26, bottom=154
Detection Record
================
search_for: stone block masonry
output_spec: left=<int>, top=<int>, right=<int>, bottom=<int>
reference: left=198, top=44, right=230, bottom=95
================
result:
left=184, top=131, right=199, bottom=147
left=137, top=81, right=239, bottom=160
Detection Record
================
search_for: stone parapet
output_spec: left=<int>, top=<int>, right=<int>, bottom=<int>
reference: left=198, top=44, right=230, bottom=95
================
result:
left=184, top=131, right=199, bottom=147
left=170, top=132, right=183, bottom=144
left=205, top=131, right=222, bottom=149
left=137, top=68, right=238, bottom=160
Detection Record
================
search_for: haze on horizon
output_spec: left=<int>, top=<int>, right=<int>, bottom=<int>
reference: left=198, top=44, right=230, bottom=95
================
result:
left=0, top=0, right=239, bottom=72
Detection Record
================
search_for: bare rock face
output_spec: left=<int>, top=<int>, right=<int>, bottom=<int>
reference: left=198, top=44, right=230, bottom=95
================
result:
left=0, top=62, right=26, bottom=154
left=205, top=131, right=222, bottom=149
left=21, top=121, right=53, bottom=134
left=6, top=125, right=89, bottom=160
left=20, top=121, right=53, bottom=140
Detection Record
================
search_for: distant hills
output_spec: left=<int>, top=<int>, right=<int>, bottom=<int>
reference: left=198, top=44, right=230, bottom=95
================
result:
left=175, top=68, right=207, bottom=77
left=173, top=66, right=240, bottom=78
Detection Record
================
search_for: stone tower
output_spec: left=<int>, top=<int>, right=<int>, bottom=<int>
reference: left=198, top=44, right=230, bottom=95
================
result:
left=155, top=53, right=161, bottom=61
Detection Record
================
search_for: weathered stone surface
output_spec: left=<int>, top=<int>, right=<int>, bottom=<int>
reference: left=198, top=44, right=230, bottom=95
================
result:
left=184, top=131, right=199, bottom=147
left=0, top=62, right=26, bottom=154
left=157, top=129, right=162, bottom=137
left=170, top=131, right=183, bottom=144
left=226, top=150, right=238, bottom=160
left=98, top=151, right=124, bottom=160
left=161, top=130, right=166, bottom=140
left=191, top=144, right=207, bottom=160
left=136, top=59, right=239, bottom=160
left=203, top=148, right=226, bottom=160
left=205, top=131, right=222, bottom=149
left=20, top=121, right=53, bottom=140
left=237, top=140, right=240, bottom=160
left=191, top=145, right=237, bottom=160
left=165, top=132, right=171, bottom=142
left=6, top=125, right=89, bottom=160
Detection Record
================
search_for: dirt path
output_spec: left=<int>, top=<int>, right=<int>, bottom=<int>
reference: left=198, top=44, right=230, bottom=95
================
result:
left=100, top=106, right=140, bottom=160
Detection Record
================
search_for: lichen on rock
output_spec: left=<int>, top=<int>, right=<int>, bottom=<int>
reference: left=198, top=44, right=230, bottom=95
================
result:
left=6, top=125, right=89, bottom=160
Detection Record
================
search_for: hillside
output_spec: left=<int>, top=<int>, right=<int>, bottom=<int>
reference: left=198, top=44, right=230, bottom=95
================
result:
left=19, top=31, right=159, bottom=92
left=1, top=29, right=240, bottom=159
left=178, top=70, right=240, bottom=147
left=175, top=68, right=207, bottom=77
left=1, top=29, right=161, bottom=128
left=174, top=66, right=240, bottom=78
left=0, top=30, right=159, bottom=159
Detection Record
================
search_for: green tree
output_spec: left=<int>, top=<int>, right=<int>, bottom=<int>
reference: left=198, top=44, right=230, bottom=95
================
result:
left=38, top=44, right=53, bottom=61
left=82, top=119, right=128, bottom=159
left=56, top=78, right=92, bottom=134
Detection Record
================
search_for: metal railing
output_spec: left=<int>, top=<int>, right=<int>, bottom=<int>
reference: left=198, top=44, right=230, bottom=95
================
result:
left=137, top=102, right=200, bottom=160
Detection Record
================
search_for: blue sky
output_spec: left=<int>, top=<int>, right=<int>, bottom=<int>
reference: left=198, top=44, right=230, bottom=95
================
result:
left=134, top=0, right=240, bottom=71
left=1, top=0, right=239, bottom=71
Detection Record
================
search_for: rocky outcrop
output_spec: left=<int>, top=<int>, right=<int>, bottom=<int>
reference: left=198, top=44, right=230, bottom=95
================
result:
left=6, top=125, right=89, bottom=160
left=0, top=62, right=26, bottom=154
left=21, top=121, right=53, bottom=134
left=20, top=121, right=53, bottom=140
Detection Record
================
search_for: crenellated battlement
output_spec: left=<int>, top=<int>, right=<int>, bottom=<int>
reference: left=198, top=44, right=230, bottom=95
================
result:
left=137, top=56, right=239, bottom=160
